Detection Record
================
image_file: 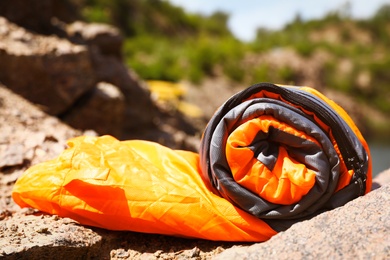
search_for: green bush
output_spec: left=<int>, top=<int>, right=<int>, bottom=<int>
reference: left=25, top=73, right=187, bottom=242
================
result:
left=251, top=64, right=271, bottom=83
left=123, top=33, right=248, bottom=83
left=293, top=41, right=316, bottom=57
left=324, top=61, right=353, bottom=92
left=277, top=66, right=296, bottom=83
left=124, top=37, right=183, bottom=81
left=82, top=6, right=110, bottom=24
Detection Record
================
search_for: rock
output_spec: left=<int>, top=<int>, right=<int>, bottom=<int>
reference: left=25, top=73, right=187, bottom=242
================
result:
left=63, top=18, right=160, bottom=136
left=0, top=85, right=86, bottom=167
left=67, top=21, right=124, bottom=58
left=0, top=85, right=104, bottom=259
left=0, top=14, right=197, bottom=148
left=90, top=49, right=158, bottom=133
left=0, top=16, right=159, bottom=137
left=0, top=17, right=96, bottom=116
left=0, top=0, right=80, bottom=34
left=215, top=182, right=390, bottom=260
left=372, top=168, right=390, bottom=190
left=62, top=82, right=126, bottom=137
left=0, top=0, right=53, bottom=33
left=63, top=18, right=157, bottom=134
left=0, top=84, right=90, bottom=213
left=0, top=144, right=24, bottom=168
left=0, top=212, right=103, bottom=259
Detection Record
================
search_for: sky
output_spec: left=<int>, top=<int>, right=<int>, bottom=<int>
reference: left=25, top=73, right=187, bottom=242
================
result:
left=168, top=0, right=390, bottom=41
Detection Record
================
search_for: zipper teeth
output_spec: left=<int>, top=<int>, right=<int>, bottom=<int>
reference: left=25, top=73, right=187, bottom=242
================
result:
left=291, top=90, right=367, bottom=195
left=292, top=91, right=358, bottom=163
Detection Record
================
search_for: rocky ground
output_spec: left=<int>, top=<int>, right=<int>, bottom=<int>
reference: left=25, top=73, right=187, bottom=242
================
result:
left=216, top=176, right=390, bottom=260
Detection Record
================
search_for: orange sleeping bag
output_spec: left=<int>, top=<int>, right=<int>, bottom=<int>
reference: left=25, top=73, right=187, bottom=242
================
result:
left=12, top=83, right=372, bottom=242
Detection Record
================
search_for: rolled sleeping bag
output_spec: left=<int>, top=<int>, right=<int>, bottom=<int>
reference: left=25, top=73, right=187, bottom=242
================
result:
left=199, top=82, right=372, bottom=231
left=12, top=83, right=372, bottom=242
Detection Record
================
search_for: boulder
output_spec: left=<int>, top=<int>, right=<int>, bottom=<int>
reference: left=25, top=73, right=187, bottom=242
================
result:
left=0, top=84, right=91, bottom=214
left=215, top=171, right=390, bottom=260
left=64, top=19, right=157, bottom=133
left=0, top=85, right=86, bottom=169
left=0, top=17, right=96, bottom=116
left=372, top=168, right=390, bottom=190
left=0, top=0, right=80, bottom=33
left=0, top=211, right=103, bottom=259
left=62, top=18, right=158, bottom=135
left=0, top=14, right=196, bottom=148
left=67, top=21, right=124, bottom=58
left=0, top=0, right=53, bottom=33
left=62, top=82, right=125, bottom=137
left=90, top=49, right=158, bottom=133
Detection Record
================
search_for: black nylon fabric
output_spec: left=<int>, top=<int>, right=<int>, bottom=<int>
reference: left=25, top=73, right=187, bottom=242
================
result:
left=199, top=83, right=369, bottom=231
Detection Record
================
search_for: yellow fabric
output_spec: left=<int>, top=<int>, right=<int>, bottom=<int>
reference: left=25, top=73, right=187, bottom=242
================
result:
left=12, top=135, right=277, bottom=241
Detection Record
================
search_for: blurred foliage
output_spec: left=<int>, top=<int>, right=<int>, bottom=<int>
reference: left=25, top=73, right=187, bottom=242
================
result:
left=79, top=0, right=390, bottom=116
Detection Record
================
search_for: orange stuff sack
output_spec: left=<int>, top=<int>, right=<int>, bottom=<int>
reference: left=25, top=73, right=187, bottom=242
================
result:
left=12, top=83, right=372, bottom=242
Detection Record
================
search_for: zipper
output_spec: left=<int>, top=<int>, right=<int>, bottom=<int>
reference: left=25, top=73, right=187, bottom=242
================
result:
left=290, top=89, right=368, bottom=193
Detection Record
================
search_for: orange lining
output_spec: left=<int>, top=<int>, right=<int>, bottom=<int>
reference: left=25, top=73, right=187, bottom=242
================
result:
left=226, top=116, right=317, bottom=204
